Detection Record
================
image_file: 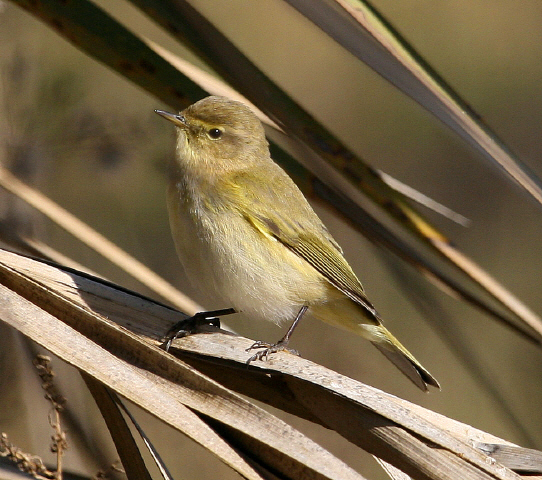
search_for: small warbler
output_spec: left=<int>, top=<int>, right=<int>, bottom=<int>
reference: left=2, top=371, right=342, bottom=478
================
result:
left=156, top=96, right=439, bottom=391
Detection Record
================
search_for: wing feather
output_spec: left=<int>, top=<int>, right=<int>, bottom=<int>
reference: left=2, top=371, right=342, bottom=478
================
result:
left=227, top=165, right=377, bottom=317
left=288, top=234, right=377, bottom=315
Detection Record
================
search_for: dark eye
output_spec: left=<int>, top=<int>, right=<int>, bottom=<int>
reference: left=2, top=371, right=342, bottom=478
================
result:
left=207, top=128, right=222, bottom=139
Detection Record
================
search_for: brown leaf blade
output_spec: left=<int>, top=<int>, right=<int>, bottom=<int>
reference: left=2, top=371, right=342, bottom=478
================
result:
left=286, top=0, right=542, bottom=207
left=0, top=248, right=529, bottom=480
left=171, top=334, right=529, bottom=480
left=81, top=375, right=154, bottom=480
left=0, top=286, right=263, bottom=480
left=0, top=249, right=366, bottom=480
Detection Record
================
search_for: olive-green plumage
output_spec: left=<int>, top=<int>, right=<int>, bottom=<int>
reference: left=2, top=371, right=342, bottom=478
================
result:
left=156, top=96, right=439, bottom=391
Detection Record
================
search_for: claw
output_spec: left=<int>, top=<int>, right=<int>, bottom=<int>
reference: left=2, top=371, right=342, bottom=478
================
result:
left=161, top=308, right=236, bottom=351
left=245, top=306, right=307, bottom=363
left=245, top=341, right=300, bottom=364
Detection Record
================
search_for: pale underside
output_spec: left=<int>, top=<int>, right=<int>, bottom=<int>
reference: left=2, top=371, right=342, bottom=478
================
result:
left=167, top=178, right=384, bottom=340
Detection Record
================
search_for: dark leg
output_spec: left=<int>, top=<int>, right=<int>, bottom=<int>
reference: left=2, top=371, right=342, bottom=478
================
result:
left=246, top=305, right=308, bottom=363
left=161, top=308, right=237, bottom=351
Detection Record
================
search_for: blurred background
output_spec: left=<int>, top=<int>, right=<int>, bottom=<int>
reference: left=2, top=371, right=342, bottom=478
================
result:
left=1, top=1, right=542, bottom=479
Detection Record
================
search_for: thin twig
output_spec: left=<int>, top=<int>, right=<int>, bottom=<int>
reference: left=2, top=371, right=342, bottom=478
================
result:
left=33, top=355, right=68, bottom=480
left=0, top=432, right=56, bottom=480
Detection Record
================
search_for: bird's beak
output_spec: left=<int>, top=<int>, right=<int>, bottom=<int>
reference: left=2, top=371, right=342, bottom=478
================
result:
left=155, top=110, right=186, bottom=128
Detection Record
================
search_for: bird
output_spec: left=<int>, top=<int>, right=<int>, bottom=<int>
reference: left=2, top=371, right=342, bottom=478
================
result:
left=155, top=96, right=439, bottom=391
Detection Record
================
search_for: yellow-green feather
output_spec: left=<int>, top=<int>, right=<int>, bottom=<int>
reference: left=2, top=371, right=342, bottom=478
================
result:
left=221, top=164, right=378, bottom=317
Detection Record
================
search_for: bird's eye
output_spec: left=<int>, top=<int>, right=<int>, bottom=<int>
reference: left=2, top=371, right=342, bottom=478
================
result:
left=207, top=128, right=223, bottom=139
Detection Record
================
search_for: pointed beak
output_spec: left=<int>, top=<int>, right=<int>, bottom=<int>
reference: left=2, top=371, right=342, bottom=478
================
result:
left=155, top=110, right=186, bottom=128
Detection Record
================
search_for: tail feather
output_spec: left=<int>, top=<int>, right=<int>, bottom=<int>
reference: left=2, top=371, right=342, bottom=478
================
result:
left=371, top=327, right=440, bottom=392
left=309, top=300, right=439, bottom=390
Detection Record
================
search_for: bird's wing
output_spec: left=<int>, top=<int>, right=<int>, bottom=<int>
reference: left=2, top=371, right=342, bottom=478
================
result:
left=228, top=166, right=378, bottom=316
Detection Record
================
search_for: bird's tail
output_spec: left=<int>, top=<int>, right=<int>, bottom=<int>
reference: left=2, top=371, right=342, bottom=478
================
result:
left=371, top=325, right=440, bottom=391
left=309, top=299, right=439, bottom=390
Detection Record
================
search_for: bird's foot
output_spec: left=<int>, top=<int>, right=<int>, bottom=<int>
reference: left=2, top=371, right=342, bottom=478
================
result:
left=245, top=340, right=299, bottom=364
left=161, top=308, right=236, bottom=351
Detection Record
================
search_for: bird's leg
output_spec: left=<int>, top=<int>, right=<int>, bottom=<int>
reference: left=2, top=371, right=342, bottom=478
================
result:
left=246, top=305, right=308, bottom=363
left=161, top=308, right=237, bottom=351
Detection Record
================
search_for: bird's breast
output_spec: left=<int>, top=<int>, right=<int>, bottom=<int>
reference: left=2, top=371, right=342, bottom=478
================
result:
left=167, top=180, right=330, bottom=324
